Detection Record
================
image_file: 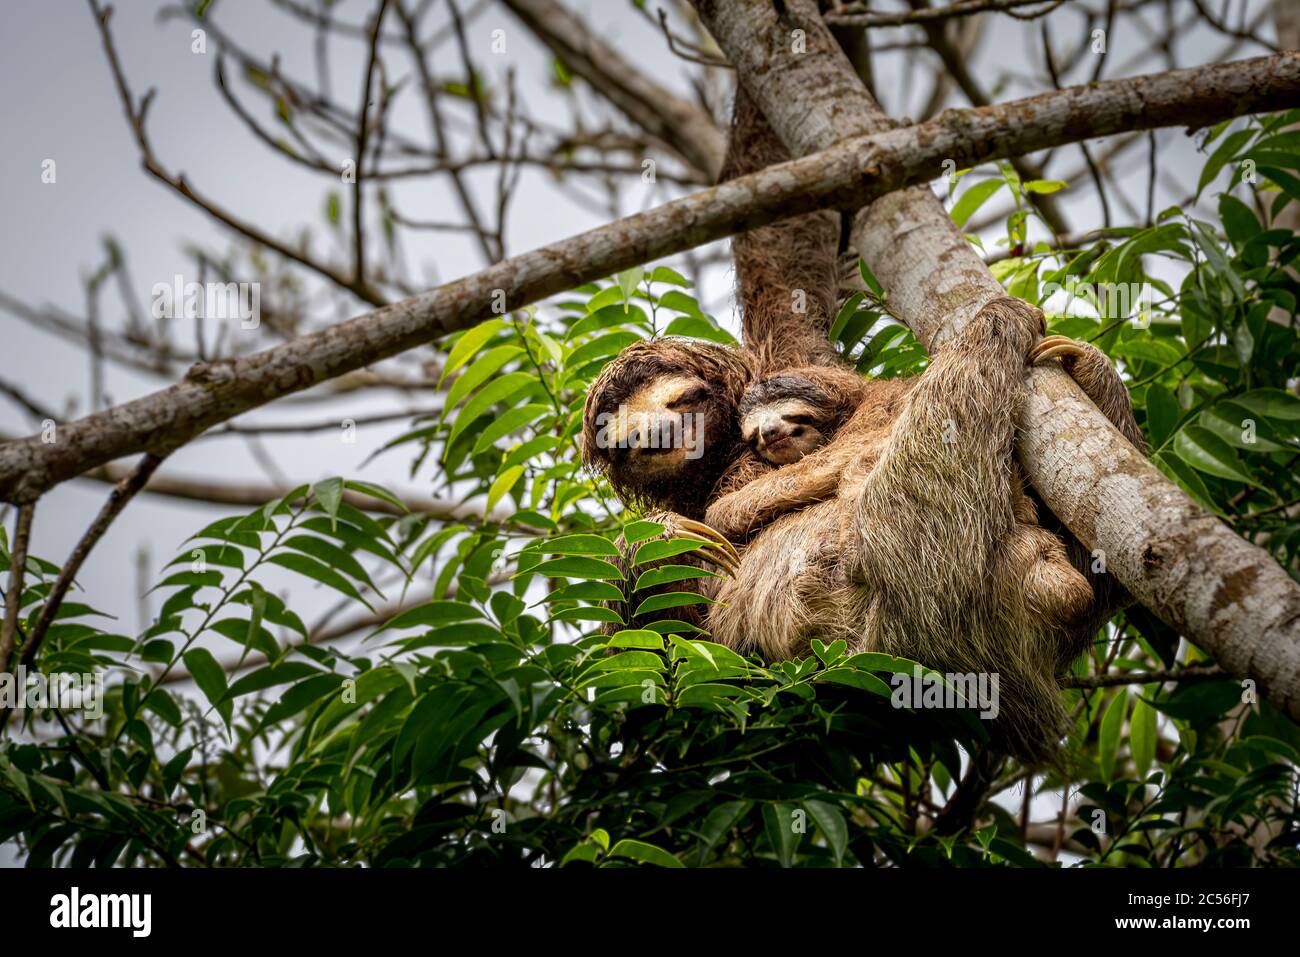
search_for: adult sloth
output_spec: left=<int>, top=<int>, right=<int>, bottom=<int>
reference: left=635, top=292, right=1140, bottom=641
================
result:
left=584, top=297, right=1143, bottom=762
left=581, top=87, right=842, bottom=528
left=580, top=338, right=756, bottom=522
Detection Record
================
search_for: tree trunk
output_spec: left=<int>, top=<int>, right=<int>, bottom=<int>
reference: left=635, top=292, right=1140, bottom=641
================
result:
left=694, top=0, right=1300, bottom=719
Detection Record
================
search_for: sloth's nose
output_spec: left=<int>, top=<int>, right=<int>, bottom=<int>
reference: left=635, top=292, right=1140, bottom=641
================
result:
left=761, top=424, right=783, bottom=444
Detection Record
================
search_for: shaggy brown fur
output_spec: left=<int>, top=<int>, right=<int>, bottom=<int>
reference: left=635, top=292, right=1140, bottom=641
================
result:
left=738, top=365, right=869, bottom=465
left=720, top=88, right=842, bottom=373
left=711, top=364, right=880, bottom=536
left=700, top=299, right=1126, bottom=762
left=583, top=88, right=1147, bottom=762
left=581, top=338, right=755, bottom=520
left=581, top=89, right=844, bottom=520
left=605, top=319, right=1146, bottom=762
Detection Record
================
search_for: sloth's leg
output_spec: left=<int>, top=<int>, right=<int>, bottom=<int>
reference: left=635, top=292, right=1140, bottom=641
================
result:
left=852, top=299, right=1087, bottom=760
left=1001, top=475, right=1094, bottom=635
left=1030, top=336, right=1147, bottom=453
left=1028, top=335, right=1148, bottom=659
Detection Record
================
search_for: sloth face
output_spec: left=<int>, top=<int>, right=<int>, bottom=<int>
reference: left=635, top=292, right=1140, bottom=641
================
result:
left=740, top=397, right=828, bottom=464
left=738, top=374, right=834, bottom=465
left=581, top=338, right=754, bottom=516
left=596, top=373, right=713, bottom=478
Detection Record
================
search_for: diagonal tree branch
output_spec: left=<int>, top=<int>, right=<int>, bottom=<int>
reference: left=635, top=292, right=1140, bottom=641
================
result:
left=694, top=0, right=1300, bottom=720
left=0, top=54, right=1296, bottom=505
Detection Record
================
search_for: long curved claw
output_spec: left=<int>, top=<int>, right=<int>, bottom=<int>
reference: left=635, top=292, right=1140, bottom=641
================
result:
left=1029, top=334, right=1090, bottom=366
left=673, top=517, right=741, bottom=577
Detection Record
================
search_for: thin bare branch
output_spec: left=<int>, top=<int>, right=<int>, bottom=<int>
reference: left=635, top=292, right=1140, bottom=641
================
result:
left=0, top=504, right=36, bottom=677
left=2, top=53, right=1296, bottom=504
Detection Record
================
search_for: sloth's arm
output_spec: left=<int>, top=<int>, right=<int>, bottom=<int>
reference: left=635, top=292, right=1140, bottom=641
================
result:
left=600, top=512, right=739, bottom=635
left=855, top=298, right=1042, bottom=604
left=704, top=448, right=845, bottom=540
left=1027, top=335, right=1149, bottom=634
left=723, top=89, right=841, bottom=369
left=1031, top=336, right=1147, bottom=453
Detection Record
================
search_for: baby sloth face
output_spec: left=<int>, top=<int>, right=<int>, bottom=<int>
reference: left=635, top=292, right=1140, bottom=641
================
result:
left=739, top=374, right=832, bottom=465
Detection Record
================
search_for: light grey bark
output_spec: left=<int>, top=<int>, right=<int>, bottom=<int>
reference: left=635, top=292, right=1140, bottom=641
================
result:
left=0, top=53, right=1295, bottom=504
left=695, top=0, right=1300, bottom=718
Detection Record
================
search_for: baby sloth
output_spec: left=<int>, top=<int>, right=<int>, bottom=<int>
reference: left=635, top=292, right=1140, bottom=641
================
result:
left=739, top=372, right=854, bottom=465
left=740, top=365, right=872, bottom=465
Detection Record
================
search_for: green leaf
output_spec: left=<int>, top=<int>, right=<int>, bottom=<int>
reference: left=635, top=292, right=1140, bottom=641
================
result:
left=282, top=535, right=378, bottom=592
left=950, top=178, right=1004, bottom=228
left=224, top=662, right=323, bottom=701
left=564, top=332, right=640, bottom=372
left=696, top=801, right=750, bottom=860
left=1234, top=388, right=1300, bottom=422
left=529, top=534, right=621, bottom=557
left=439, top=319, right=506, bottom=385
left=374, top=600, right=483, bottom=634
left=551, top=606, right=624, bottom=624
left=649, top=266, right=691, bottom=287
left=585, top=285, right=625, bottom=314
left=144, top=688, right=182, bottom=727
left=182, top=648, right=231, bottom=724
left=615, top=267, right=645, bottom=312
left=1199, top=404, right=1286, bottom=452
left=267, top=552, right=374, bottom=608
left=444, top=345, right=524, bottom=410
left=633, top=592, right=712, bottom=615
left=544, top=580, right=624, bottom=603
left=606, top=839, right=682, bottom=868
left=313, top=478, right=344, bottom=531
left=661, top=315, right=736, bottom=344
left=1023, top=179, right=1068, bottom=194
left=343, top=480, right=408, bottom=515
left=486, top=466, right=524, bottom=514
left=762, top=803, right=801, bottom=868
left=633, top=565, right=718, bottom=591
left=631, top=539, right=706, bottom=565
left=1145, top=384, right=1180, bottom=449
left=1218, top=194, right=1260, bottom=247
left=524, top=556, right=624, bottom=580
left=1099, top=689, right=1128, bottom=782
left=470, top=404, right=552, bottom=455
left=805, top=799, right=848, bottom=865
left=1130, top=695, right=1157, bottom=779
left=1173, top=426, right=1258, bottom=485
left=621, top=520, right=664, bottom=545
left=446, top=372, right=536, bottom=445
left=1195, top=127, right=1254, bottom=198
left=604, top=629, right=665, bottom=650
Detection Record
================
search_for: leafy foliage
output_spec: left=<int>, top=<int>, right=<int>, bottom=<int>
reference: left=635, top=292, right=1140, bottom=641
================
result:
left=2, top=115, right=1299, bottom=868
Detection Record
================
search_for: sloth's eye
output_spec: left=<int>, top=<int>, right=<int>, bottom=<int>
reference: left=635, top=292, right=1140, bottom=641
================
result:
left=668, top=386, right=709, bottom=409
left=785, top=414, right=816, bottom=426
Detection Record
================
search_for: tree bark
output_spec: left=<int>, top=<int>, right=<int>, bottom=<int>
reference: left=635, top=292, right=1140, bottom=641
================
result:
left=694, top=0, right=1300, bottom=718
left=0, top=54, right=1294, bottom=503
